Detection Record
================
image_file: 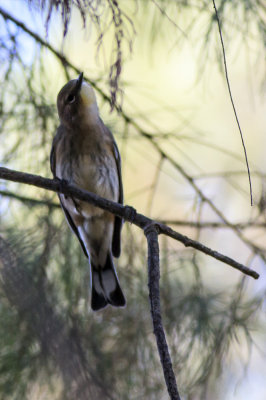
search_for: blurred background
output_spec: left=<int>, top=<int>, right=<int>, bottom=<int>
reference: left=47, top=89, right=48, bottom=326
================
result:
left=0, top=1, right=265, bottom=399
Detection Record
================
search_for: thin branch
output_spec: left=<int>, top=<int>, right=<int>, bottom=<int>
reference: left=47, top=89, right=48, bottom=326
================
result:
left=158, top=219, right=266, bottom=230
left=151, top=0, right=187, bottom=38
left=144, top=223, right=181, bottom=400
left=0, top=189, right=60, bottom=208
left=146, top=155, right=164, bottom=215
left=0, top=6, right=110, bottom=106
left=194, top=170, right=266, bottom=180
left=212, top=0, right=253, bottom=205
left=0, top=166, right=260, bottom=280
left=156, top=222, right=261, bottom=280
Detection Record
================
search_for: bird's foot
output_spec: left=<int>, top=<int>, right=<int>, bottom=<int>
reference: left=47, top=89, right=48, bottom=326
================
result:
left=124, top=205, right=137, bottom=224
left=55, top=177, right=69, bottom=199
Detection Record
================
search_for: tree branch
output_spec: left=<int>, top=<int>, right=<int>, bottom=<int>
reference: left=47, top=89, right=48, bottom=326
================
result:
left=0, top=189, right=60, bottom=208
left=144, top=223, right=181, bottom=400
left=0, top=166, right=260, bottom=280
left=159, top=219, right=266, bottom=230
left=0, top=6, right=112, bottom=106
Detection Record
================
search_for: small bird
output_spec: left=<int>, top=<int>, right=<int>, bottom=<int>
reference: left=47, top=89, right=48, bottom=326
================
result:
left=50, top=73, right=126, bottom=311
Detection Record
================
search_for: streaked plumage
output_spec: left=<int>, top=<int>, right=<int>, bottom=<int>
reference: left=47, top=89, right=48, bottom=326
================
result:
left=51, top=73, right=125, bottom=311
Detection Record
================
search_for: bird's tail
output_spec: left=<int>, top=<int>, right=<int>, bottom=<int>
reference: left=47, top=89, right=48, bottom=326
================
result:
left=91, top=252, right=126, bottom=311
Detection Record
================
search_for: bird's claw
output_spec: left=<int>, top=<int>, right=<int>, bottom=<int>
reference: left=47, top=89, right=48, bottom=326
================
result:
left=124, top=206, right=137, bottom=224
left=55, top=177, right=69, bottom=198
left=55, top=178, right=81, bottom=212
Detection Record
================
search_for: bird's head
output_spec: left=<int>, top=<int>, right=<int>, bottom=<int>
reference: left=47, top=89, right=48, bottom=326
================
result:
left=57, top=73, right=98, bottom=126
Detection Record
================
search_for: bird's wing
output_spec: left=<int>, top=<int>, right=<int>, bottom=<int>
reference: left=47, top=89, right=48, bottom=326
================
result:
left=50, top=128, right=89, bottom=258
left=58, top=197, right=88, bottom=258
left=111, top=137, right=124, bottom=258
left=50, top=133, right=58, bottom=177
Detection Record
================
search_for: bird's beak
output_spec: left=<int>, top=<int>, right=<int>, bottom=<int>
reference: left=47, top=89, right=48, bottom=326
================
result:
left=74, top=72, right=83, bottom=94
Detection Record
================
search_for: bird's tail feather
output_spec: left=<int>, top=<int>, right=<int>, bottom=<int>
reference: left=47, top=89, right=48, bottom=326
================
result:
left=91, top=252, right=126, bottom=311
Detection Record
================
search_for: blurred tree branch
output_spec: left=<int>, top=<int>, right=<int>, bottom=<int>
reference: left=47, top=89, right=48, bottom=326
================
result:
left=159, top=219, right=266, bottom=230
left=0, top=189, right=60, bottom=208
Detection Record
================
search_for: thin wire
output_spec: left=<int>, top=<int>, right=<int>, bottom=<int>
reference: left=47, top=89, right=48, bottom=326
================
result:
left=212, top=0, right=253, bottom=206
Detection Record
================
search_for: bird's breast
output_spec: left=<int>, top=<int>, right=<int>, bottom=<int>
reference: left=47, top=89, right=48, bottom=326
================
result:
left=56, top=136, right=119, bottom=218
left=76, top=153, right=118, bottom=200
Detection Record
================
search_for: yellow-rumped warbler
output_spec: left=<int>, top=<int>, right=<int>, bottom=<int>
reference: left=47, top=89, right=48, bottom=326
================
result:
left=50, top=73, right=125, bottom=311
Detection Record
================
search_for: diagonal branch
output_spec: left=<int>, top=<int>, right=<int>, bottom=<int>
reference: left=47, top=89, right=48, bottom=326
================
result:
left=0, top=189, right=60, bottom=208
left=159, top=219, right=266, bottom=230
left=0, top=6, right=111, bottom=106
left=0, top=166, right=260, bottom=280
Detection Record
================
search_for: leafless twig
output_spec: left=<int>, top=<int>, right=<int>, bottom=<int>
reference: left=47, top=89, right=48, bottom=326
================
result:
left=158, top=219, right=266, bottom=230
left=212, top=0, right=253, bottom=205
left=0, top=189, right=60, bottom=208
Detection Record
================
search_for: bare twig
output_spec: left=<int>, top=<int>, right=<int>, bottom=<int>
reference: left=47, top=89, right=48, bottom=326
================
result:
left=156, top=222, right=260, bottom=279
left=212, top=0, right=253, bottom=205
left=146, top=155, right=164, bottom=215
left=158, top=219, right=266, bottom=230
left=144, top=223, right=181, bottom=400
left=152, top=0, right=187, bottom=37
left=0, top=166, right=260, bottom=280
left=0, top=6, right=109, bottom=105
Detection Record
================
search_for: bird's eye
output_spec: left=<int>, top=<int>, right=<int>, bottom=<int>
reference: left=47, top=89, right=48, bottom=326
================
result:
left=67, top=94, right=75, bottom=103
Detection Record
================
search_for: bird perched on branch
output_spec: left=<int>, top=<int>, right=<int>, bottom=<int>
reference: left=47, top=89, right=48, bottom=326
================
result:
left=50, top=72, right=126, bottom=311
